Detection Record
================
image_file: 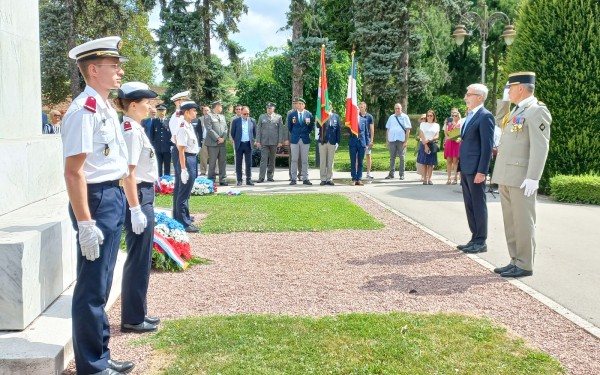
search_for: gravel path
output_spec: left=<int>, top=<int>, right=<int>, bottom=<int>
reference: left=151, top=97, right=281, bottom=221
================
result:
left=64, top=193, right=600, bottom=374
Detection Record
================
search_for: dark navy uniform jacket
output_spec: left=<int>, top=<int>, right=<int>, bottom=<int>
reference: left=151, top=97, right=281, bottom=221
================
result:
left=149, top=117, right=173, bottom=153
left=349, top=116, right=371, bottom=148
left=318, top=113, right=341, bottom=145
left=287, top=110, right=314, bottom=144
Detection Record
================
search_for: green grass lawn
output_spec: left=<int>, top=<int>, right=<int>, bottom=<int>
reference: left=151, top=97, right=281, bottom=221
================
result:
left=155, top=193, right=383, bottom=233
left=140, top=313, right=564, bottom=375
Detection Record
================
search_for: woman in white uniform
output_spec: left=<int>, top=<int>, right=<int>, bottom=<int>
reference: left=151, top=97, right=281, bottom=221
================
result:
left=114, top=82, right=161, bottom=333
left=173, top=101, right=201, bottom=232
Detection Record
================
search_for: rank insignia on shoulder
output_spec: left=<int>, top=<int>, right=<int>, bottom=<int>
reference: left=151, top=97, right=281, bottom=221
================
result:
left=180, top=122, right=185, bottom=127
left=538, top=101, right=546, bottom=106
left=84, top=96, right=97, bottom=113
left=123, top=121, right=132, bottom=131
left=176, top=110, right=180, bottom=117
left=539, top=124, right=546, bottom=131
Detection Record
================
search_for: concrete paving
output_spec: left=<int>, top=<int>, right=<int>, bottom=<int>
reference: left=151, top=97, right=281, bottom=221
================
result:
left=228, top=164, right=600, bottom=330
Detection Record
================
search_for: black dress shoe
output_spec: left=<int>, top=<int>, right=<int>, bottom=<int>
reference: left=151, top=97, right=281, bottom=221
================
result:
left=145, top=316, right=161, bottom=325
left=121, top=321, right=158, bottom=333
left=185, top=225, right=200, bottom=233
left=463, top=243, right=487, bottom=253
left=289, top=180, right=297, bottom=185
left=493, top=264, right=515, bottom=274
left=236, top=181, right=242, bottom=186
left=501, top=266, right=533, bottom=278
left=257, top=179, right=265, bottom=183
left=303, top=180, right=313, bottom=185
left=91, top=369, right=123, bottom=375
left=219, top=182, right=228, bottom=186
left=246, top=180, right=255, bottom=186
left=320, top=181, right=327, bottom=186
left=267, top=178, right=275, bottom=182
left=326, top=181, right=335, bottom=186
left=456, top=241, right=474, bottom=250
left=108, top=359, right=135, bottom=373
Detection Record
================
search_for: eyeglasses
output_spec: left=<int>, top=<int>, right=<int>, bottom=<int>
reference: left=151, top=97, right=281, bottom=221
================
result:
left=242, top=113, right=249, bottom=116
left=95, top=63, right=124, bottom=71
left=53, top=115, right=61, bottom=118
left=465, top=92, right=481, bottom=97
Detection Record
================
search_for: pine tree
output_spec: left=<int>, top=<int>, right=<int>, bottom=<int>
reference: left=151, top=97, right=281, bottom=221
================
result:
left=505, top=0, right=600, bottom=190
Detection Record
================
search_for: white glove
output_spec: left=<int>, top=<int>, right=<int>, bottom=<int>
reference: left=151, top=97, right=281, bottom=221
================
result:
left=520, top=179, right=539, bottom=197
left=77, top=221, right=104, bottom=261
left=335, top=143, right=339, bottom=151
left=181, top=168, right=189, bottom=184
left=129, top=205, right=147, bottom=235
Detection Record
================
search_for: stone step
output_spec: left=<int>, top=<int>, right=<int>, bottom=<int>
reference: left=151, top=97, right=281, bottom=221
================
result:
left=0, top=192, right=75, bottom=330
left=0, top=252, right=126, bottom=375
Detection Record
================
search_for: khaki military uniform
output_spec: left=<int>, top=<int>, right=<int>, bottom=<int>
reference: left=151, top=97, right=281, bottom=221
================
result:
left=491, top=96, right=551, bottom=271
left=256, top=112, right=284, bottom=180
left=205, top=113, right=228, bottom=183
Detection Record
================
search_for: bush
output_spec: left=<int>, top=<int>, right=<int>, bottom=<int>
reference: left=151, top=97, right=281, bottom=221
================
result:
left=550, top=174, right=600, bottom=205
left=505, top=0, right=600, bottom=193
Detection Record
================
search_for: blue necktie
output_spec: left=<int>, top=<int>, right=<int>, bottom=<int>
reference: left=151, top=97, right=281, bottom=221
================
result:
left=461, top=111, right=474, bottom=137
left=299, top=112, right=303, bottom=124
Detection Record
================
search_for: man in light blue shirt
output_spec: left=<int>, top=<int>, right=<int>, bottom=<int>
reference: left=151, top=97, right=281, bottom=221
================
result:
left=231, top=106, right=257, bottom=186
left=385, top=103, right=412, bottom=179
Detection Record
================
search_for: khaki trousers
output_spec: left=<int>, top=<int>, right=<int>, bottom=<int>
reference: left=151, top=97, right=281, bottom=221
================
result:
left=499, top=184, right=537, bottom=271
left=318, top=143, right=336, bottom=181
left=199, top=143, right=209, bottom=175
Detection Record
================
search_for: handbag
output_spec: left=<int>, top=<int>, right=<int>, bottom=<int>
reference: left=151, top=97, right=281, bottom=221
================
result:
left=428, top=140, right=439, bottom=153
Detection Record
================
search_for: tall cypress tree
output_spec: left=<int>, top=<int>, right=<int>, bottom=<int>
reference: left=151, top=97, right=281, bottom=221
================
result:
left=505, top=0, right=600, bottom=190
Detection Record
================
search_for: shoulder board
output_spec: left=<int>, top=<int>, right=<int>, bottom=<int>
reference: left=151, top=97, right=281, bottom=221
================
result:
left=123, top=121, right=132, bottom=131
left=180, top=122, right=185, bottom=127
left=537, top=101, right=546, bottom=106
left=83, top=96, right=96, bottom=113
left=176, top=110, right=180, bottom=117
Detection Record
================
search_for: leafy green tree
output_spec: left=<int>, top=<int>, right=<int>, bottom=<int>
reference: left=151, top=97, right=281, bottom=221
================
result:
left=504, top=0, right=600, bottom=191
left=39, top=0, right=156, bottom=103
left=156, top=0, right=208, bottom=107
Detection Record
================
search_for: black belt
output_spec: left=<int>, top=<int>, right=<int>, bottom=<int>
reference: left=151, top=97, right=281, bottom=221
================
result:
left=88, top=179, right=122, bottom=187
left=185, top=152, right=197, bottom=156
left=138, top=181, right=154, bottom=188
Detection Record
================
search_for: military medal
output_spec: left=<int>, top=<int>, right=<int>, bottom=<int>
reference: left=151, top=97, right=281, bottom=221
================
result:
left=104, top=144, right=110, bottom=156
left=292, top=117, right=297, bottom=124
left=511, top=117, right=525, bottom=132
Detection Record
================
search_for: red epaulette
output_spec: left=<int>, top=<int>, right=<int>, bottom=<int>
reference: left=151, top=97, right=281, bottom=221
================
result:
left=180, top=122, right=185, bottom=127
left=124, top=121, right=132, bottom=131
left=83, top=96, right=96, bottom=113
left=176, top=110, right=180, bottom=117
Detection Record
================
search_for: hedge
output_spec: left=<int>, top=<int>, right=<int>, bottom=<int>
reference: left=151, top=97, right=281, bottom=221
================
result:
left=550, top=175, right=600, bottom=205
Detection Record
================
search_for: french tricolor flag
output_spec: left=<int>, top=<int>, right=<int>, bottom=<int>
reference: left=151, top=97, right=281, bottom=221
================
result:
left=344, top=52, right=359, bottom=136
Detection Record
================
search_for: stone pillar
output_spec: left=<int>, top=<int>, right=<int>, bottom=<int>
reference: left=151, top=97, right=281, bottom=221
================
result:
left=0, top=0, right=76, bottom=331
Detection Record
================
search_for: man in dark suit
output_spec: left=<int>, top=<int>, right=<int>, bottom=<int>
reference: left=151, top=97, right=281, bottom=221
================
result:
left=317, top=106, right=341, bottom=185
left=230, top=106, right=257, bottom=186
left=286, top=97, right=314, bottom=185
left=457, top=83, right=495, bottom=254
left=149, top=104, right=173, bottom=176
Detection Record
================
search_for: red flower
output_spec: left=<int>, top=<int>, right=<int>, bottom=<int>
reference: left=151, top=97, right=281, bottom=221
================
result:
left=153, top=243, right=165, bottom=253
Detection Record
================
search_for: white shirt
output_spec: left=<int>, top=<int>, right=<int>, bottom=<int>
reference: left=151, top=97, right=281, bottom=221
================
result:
left=61, top=86, right=128, bottom=183
left=121, top=116, right=158, bottom=183
left=169, top=110, right=181, bottom=143
left=385, top=113, right=412, bottom=142
left=420, top=122, right=440, bottom=141
left=176, top=119, right=200, bottom=154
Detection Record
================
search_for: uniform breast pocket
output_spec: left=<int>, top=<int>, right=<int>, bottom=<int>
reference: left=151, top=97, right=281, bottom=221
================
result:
left=93, top=128, right=115, bottom=155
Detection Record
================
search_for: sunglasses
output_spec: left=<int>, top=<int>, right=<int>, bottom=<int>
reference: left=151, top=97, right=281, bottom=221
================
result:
left=451, top=114, right=459, bottom=117
left=53, top=114, right=61, bottom=118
